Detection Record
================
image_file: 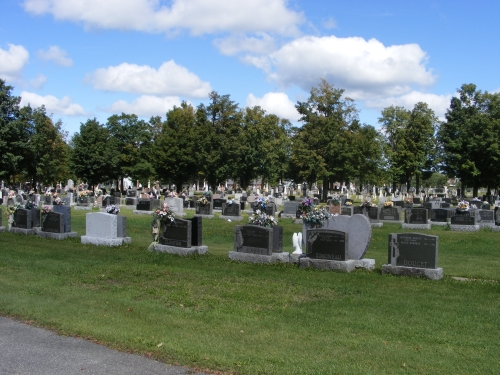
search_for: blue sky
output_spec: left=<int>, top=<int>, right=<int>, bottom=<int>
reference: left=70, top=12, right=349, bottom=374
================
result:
left=1, top=0, right=499, bottom=136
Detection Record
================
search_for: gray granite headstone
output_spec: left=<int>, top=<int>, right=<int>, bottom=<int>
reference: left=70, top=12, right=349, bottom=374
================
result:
left=306, top=229, right=348, bottom=261
left=196, top=202, right=213, bottom=215
left=478, top=210, right=494, bottom=226
left=85, top=212, right=127, bottom=238
left=222, top=203, right=241, bottom=216
left=388, top=233, right=438, bottom=269
left=312, top=214, right=371, bottom=260
left=283, top=201, right=301, bottom=216
left=431, top=208, right=451, bottom=222
left=378, top=206, right=401, bottom=221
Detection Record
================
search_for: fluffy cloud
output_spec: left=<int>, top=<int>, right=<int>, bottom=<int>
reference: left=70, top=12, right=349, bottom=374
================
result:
left=246, top=92, right=300, bottom=121
left=87, top=61, right=212, bottom=98
left=365, top=91, right=452, bottom=118
left=29, top=74, right=47, bottom=89
left=0, top=44, right=29, bottom=81
left=253, top=35, right=436, bottom=100
left=107, top=95, right=183, bottom=116
left=22, top=0, right=303, bottom=36
left=38, top=46, right=73, bottom=66
left=20, top=91, right=87, bottom=116
left=213, top=33, right=276, bottom=56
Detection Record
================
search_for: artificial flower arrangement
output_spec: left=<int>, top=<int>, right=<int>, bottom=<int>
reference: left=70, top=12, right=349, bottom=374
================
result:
left=8, top=190, right=15, bottom=198
left=53, top=196, right=64, bottom=205
left=384, top=200, right=394, bottom=207
left=197, top=196, right=210, bottom=206
left=25, top=201, right=37, bottom=210
left=42, top=205, right=52, bottom=214
left=299, top=197, right=314, bottom=214
left=79, top=190, right=90, bottom=198
left=456, top=200, right=470, bottom=212
left=345, top=201, right=353, bottom=206
left=248, top=209, right=277, bottom=228
left=226, top=199, right=235, bottom=206
left=256, top=196, right=270, bottom=209
left=106, top=205, right=120, bottom=214
left=202, top=191, right=212, bottom=198
left=360, top=198, right=375, bottom=208
left=298, top=197, right=331, bottom=227
left=151, top=203, right=175, bottom=228
left=329, top=194, right=340, bottom=206
left=44, top=190, right=51, bottom=197
left=6, top=204, right=22, bottom=216
left=167, top=191, right=178, bottom=198
left=404, top=197, right=413, bottom=203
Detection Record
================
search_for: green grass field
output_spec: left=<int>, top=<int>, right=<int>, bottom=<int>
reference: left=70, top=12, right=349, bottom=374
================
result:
left=1, top=207, right=499, bottom=374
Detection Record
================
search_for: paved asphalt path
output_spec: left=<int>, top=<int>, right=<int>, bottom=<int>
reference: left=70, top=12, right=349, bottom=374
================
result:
left=0, top=317, right=210, bottom=375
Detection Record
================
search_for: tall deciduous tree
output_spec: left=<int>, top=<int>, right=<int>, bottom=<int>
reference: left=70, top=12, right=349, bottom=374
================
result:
left=438, top=84, right=500, bottom=196
left=0, top=79, right=24, bottom=184
left=292, top=79, right=359, bottom=201
left=154, top=102, right=197, bottom=191
left=69, top=119, right=115, bottom=189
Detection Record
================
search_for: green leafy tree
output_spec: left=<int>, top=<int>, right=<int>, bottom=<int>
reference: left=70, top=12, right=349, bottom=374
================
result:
left=379, top=103, right=437, bottom=192
left=154, top=102, right=198, bottom=191
left=292, top=79, right=359, bottom=201
left=22, top=105, right=69, bottom=188
left=437, top=84, right=500, bottom=196
left=0, top=79, right=24, bottom=184
left=69, top=118, right=115, bottom=189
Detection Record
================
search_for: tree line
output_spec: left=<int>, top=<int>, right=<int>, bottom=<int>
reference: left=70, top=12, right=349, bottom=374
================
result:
left=1, top=78, right=499, bottom=197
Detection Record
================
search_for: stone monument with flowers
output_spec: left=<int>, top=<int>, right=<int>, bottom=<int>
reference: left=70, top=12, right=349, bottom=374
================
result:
left=229, top=208, right=287, bottom=264
left=81, top=205, right=131, bottom=246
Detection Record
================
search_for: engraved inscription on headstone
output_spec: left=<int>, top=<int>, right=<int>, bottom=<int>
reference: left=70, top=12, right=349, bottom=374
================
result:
left=306, top=229, right=348, bottom=261
left=388, top=233, right=438, bottom=269
left=136, top=199, right=152, bottom=211
left=478, top=210, right=494, bottom=224
left=341, top=206, right=353, bottom=216
left=450, top=211, right=477, bottom=225
left=233, top=225, right=273, bottom=255
left=42, top=212, right=64, bottom=233
left=222, top=203, right=240, bottom=216
left=160, top=219, right=192, bottom=248
left=405, top=208, right=427, bottom=224
left=212, top=198, right=227, bottom=210
left=379, top=207, right=400, bottom=221
left=431, top=208, right=450, bottom=222
left=13, top=208, right=31, bottom=229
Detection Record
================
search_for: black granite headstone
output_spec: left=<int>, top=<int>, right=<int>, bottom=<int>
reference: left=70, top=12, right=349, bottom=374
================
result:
left=234, top=225, right=274, bottom=255
left=450, top=210, right=477, bottom=225
left=306, top=229, right=348, bottom=261
left=125, top=198, right=136, bottom=205
left=431, top=208, right=451, bottom=222
left=212, top=198, right=227, bottom=210
left=42, top=212, right=64, bottom=233
left=187, top=216, right=202, bottom=246
left=102, top=196, right=116, bottom=207
left=405, top=208, right=428, bottom=224
left=495, top=207, right=500, bottom=226
left=379, top=207, right=400, bottom=221
left=440, top=203, right=450, bottom=208
left=388, top=233, right=438, bottom=269
left=13, top=208, right=31, bottom=229
left=136, top=199, right=152, bottom=211
left=196, top=203, right=213, bottom=215
left=341, top=207, right=353, bottom=216
left=222, top=203, right=240, bottom=216
left=126, top=189, right=137, bottom=197
left=52, top=205, right=71, bottom=232
left=160, top=219, right=192, bottom=248
left=31, top=208, right=40, bottom=228
left=478, top=210, right=494, bottom=224
left=366, top=206, right=379, bottom=222
left=413, top=197, right=421, bottom=204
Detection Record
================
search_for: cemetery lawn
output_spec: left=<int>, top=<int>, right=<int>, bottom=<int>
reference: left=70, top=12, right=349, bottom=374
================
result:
left=0, top=209, right=499, bottom=375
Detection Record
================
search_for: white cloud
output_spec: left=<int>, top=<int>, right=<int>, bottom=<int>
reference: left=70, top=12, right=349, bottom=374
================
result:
left=365, top=91, right=452, bottom=118
left=214, top=33, right=276, bottom=56
left=38, top=46, right=73, bottom=67
left=22, top=0, right=303, bottom=36
left=87, top=61, right=212, bottom=98
left=323, top=17, right=337, bottom=30
left=20, top=91, right=87, bottom=116
left=246, top=92, right=300, bottom=121
left=107, top=95, right=183, bottom=116
left=0, top=44, right=29, bottom=81
left=252, top=35, right=436, bottom=100
left=29, top=74, right=47, bottom=89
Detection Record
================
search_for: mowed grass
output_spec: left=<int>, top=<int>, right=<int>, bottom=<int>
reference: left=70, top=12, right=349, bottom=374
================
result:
left=0, top=207, right=499, bottom=374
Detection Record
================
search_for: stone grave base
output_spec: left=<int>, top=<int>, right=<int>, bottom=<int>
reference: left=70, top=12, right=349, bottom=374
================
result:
left=352, top=258, right=376, bottom=270
left=219, top=215, right=243, bottom=221
left=173, top=212, right=187, bottom=217
left=299, top=258, right=356, bottom=272
left=9, top=227, right=36, bottom=235
left=492, top=226, right=500, bottom=232
left=0, top=226, right=5, bottom=232
left=36, top=231, right=78, bottom=240
left=380, top=220, right=403, bottom=225
left=289, top=253, right=305, bottom=263
left=293, top=219, right=303, bottom=224
left=402, top=223, right=431, bottom=230
left=81, top=236, right=132, bottom=247
left=450, top=224, right=480, bottom=232
left=133, top=210, right=154, bottom=215
left=74, top=205, right=93, bottom=210
left=194, top=214, right=214, bottom=219
left=154, top=244, right=208, bottom=256
left=371, top=222, right=383, bottom=228
left=280, top=214, right=297, bottom=219
left=479, top=223, right=494, bottom=228
left=430, top=221, right=448, bottom=226
left=382, top=264, right=443, bottom=280
left=228, top=251, right=290, bottom=264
